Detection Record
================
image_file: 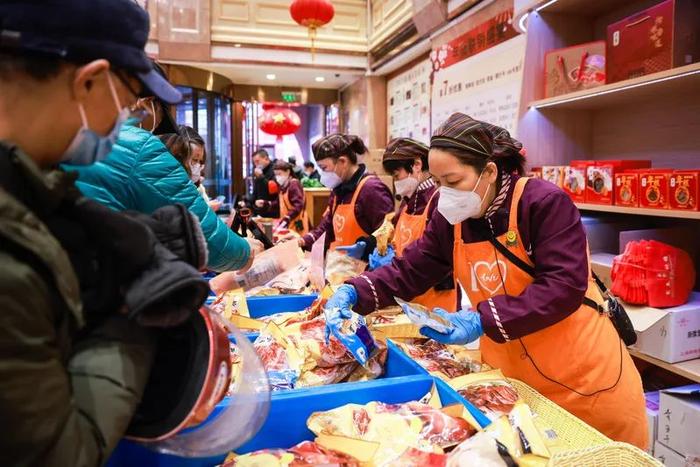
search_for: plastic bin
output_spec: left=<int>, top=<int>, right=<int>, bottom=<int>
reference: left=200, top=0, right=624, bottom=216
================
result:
left=107, top=345, right=486, bottom=467
left=246, top=294, right=318, bottom=318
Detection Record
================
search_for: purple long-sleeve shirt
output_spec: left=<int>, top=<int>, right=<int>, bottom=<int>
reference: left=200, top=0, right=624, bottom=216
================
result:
left=302, top=166, right=394, bottom=251
left=348, top=176, right=590, bottom=343
left=266, top=179, right=305, bottom=222
left=394, top=179, right=438, bottom=224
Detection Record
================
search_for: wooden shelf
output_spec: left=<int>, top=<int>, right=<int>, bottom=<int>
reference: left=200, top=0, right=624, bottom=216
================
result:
left=628, top=348, right=700, bottom=384
left=575, top=203, right=700, bottom=220
left=529, top=63, right=700, bottom=110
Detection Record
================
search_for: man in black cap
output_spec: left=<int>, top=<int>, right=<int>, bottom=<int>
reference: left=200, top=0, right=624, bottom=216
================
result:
left=0, top=1, right=210, bottom=465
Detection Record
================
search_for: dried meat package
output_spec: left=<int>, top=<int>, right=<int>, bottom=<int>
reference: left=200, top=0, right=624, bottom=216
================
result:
left=397, top=340, right=486, bottom=380
left=224, top=440, right=360, bottom=467
left=325, top=249, right=366, bottom=286
left=449, top=370, right=521, bottom=421
left=253, top=322, right=303, bottom=391
left=481, top=403, right=550, bottom=466
left=307, top=400, right=477, bottom=466
left=446, top=431, right=516, bottom=467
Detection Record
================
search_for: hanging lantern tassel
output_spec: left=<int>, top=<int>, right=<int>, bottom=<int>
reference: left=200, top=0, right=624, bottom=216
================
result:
left=290, top=0, right=335, bottom=62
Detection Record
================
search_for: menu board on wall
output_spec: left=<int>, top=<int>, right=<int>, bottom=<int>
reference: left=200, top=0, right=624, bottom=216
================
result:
left=387, top=60, right=432, bottom=144
left=431, top=9, right=525, bottom=136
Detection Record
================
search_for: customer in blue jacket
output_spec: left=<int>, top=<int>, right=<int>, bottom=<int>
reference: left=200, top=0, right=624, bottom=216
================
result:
left=65, top=83, right=252, bottom=272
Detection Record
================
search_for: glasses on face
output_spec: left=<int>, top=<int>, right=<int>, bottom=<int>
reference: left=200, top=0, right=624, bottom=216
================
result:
left=113, top=70, right=151, bottom=123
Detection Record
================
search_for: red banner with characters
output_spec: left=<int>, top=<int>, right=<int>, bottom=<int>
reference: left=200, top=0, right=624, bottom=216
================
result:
left=431, top=9, right=518, bottom=73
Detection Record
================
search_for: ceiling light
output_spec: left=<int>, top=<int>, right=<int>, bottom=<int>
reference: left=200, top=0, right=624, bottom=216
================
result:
left=315, top=76, right=326, bottom=82
left=234, top=43, right=242, bottom=48
left=266, top=74, right=276, bottom=80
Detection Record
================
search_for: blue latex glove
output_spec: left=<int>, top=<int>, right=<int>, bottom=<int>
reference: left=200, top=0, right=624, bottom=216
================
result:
left=336, top=241, right=367, bottom=260
left=368, top=245, right=395, bottom=271
left=323, top=284, right=358, bottom=341
left=420, top=308, right=483, bottom=345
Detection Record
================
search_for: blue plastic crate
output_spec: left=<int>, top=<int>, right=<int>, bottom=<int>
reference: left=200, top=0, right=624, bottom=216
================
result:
left=246, top=294, right=318, bottom=318
left=107, top=374, right=488, bottom=467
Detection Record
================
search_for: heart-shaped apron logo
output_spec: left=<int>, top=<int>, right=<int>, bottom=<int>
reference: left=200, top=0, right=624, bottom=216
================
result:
left=472, top=260, right=507, bottom=295
left=398, top=224, right=413, bottom=247
left=333, top=214, right=346, bottom=235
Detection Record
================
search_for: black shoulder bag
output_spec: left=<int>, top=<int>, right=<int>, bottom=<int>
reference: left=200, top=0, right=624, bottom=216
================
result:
left=488, top=237, right=637, bottom=346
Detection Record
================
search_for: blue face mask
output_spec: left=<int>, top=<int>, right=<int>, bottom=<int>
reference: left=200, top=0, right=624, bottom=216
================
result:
left=62, top=73, right=132, bottom=166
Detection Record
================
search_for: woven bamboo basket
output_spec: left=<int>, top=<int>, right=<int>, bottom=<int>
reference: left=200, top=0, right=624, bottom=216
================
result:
left=508, top=379, right=661, bottom=467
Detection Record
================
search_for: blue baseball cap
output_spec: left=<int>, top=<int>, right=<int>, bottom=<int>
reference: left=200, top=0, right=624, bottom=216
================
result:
left=0, top=0, right=182, bottom=104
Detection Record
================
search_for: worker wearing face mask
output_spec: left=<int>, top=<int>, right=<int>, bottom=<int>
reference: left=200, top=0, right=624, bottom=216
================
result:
left=297, top=134, right=394, bottom=253
left=64, top=64, right=254, bottom=273
left=258, top=161, right=309, bottom=235
left=354, top=138, right=457, bottom=310
left=324, top=113, right=648, bottom=450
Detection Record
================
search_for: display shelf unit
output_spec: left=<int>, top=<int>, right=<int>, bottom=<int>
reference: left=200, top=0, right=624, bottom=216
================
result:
left=628, top=349, right=700, bottom=384
left=515, top=0, right=700, bottom=383
left=529, top=62, right=700, bottom=110
left=575, top=203, right=700, bottom=220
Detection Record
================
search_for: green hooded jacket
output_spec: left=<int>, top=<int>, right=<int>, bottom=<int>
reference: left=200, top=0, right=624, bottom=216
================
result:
left=0, top=142, right=154, bottom=467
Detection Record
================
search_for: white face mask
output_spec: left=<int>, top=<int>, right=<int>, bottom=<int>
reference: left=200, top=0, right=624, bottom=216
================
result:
left=62, top=73, right=128, bottom=166
left=190, top=162, right=202, bottom=183
left=437, top=172, right=490, bottom=225
left=394, top=176, right=419, bottom=199
left=320, top=168, right=342, bottom=189
left=275, top=174, right=289, bottom=186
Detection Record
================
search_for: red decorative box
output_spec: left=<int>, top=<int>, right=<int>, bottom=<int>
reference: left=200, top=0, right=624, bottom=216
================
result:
left=586, top=160, right=651, bottom=205
left=606, top=0, right=700, bottom=83
left=563, top=161, right=593, bottom=202
left=615, top=172, right=640, bottom=207
left=669, top=171, right=700, bottom=210
left=544, top=41, right=606, bottom=98
left=639, top=170, right=672, bottom=209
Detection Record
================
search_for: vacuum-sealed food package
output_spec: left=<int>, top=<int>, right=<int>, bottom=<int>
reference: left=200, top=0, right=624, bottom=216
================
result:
left=325, top=249, right=366, bottom=286
left=396, top=340, right=486, bottom=379
left=224, top=440, right=360, bottom=466
left=449, top=370, right=520, bottom=421
left=394, top=297, right=454, bottom=334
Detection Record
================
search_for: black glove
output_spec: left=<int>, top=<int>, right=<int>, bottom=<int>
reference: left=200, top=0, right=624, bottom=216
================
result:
left=126, top=204, right=208, bottom=271
left=124, top=242, right=209, bottom=328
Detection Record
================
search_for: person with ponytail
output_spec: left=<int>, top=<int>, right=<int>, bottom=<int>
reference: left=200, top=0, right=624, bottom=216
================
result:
left=297, top=134, right=394, bottom=253
left=324, top=113, right=647, bottom=449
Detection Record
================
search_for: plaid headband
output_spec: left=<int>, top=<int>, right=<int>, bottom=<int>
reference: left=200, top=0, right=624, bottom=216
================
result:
left=382, top=138, right=429, bottom=162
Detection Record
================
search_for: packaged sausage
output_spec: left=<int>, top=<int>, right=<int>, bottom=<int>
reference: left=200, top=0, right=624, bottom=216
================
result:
left=396, top=340, right=487, bottom=380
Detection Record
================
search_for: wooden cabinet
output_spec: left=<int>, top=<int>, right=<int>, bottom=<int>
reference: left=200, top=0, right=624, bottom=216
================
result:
left=304, top=188, right=332, bottom=228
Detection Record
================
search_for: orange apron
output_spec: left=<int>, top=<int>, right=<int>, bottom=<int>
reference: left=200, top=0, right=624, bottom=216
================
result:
left=394, top=191, right=458, bottom=312
left=280, top=182, right=309, bottom=235
left=329, top=176, right=371, bottom=250
left=452, top=177, right=647, bottom=449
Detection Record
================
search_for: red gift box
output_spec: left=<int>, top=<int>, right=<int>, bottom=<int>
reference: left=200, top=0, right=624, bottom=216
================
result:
left=615, top=172, right=640, bottom=207
left=563, top=161, right=593, bottom=202
left=586, top=160, right=651, bottom=205
left=669, top=170, right=700, bottom=210
left=544, top=41, right=606, bottom=98
left=639, top=170, right=672, bottom=209
left=606, top=0, right=700, bottom=84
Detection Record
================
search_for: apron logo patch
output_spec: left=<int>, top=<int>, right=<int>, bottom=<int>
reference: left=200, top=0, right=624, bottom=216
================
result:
left=333, top=214, right=346, bottom=234
left=398, top=224, right=413, bottom=246
left=472, top=260, right=507, bottom=295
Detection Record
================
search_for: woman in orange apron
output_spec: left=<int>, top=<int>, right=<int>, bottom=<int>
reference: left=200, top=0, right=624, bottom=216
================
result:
left=297, top=134, right=394, bottom=253
left=326, top=114, right=648, bottom=449
left=260, top=160, right=310, bottom=235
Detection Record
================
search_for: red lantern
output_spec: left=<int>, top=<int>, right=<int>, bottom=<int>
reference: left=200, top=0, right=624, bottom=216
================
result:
left=289, top=0, right=334, bottom=61
left=258, top=107, right=301, bottom=142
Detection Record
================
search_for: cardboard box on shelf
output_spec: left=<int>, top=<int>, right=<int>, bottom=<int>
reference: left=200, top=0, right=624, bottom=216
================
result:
left=563, top=161, right=593, bottom=202
left=640, top=171, right=672, bottom=209
left=606, top=0, right=700, bottom=84
left=646, top=391, right=660, bottom=456
left=615, top=172, right=640, bottom=207
left=654, top=440, right=687, bottom=467
left=670, top=171, right=700, bottom=211
left=590, top=253, right=615, bottom=289
left=626, top=292, right=700, bottom=363
left=657, top=384, right=700, bottom=458
left=586, top=160, right=651, bottom=205
left=542, top=166, right=565, bottom=188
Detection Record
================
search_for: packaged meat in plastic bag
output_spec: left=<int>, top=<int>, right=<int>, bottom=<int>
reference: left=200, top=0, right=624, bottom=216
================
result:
left=324, top=307, right=377, bottom=366
left=224, top=440, right=360, bottom=467
left=481, top=403, right=550, bottom=465
left=345, top=341, right=387, bottom=382
left=394, top=297, right=454, bottom=334
left=264, top=260, right=311, bottom=295
left=210, top=288, right=249, bottom=319
left=449, top=370, right=520, bottom=421
left=372, top=212, right=396, bottom=256
left=253, top=322, right=303, bottom=391
left=396, top=340, right=486, bottom=380
left=325, top=249, right=366, bottom=286
left=307, top=400, right=477, bottom=466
